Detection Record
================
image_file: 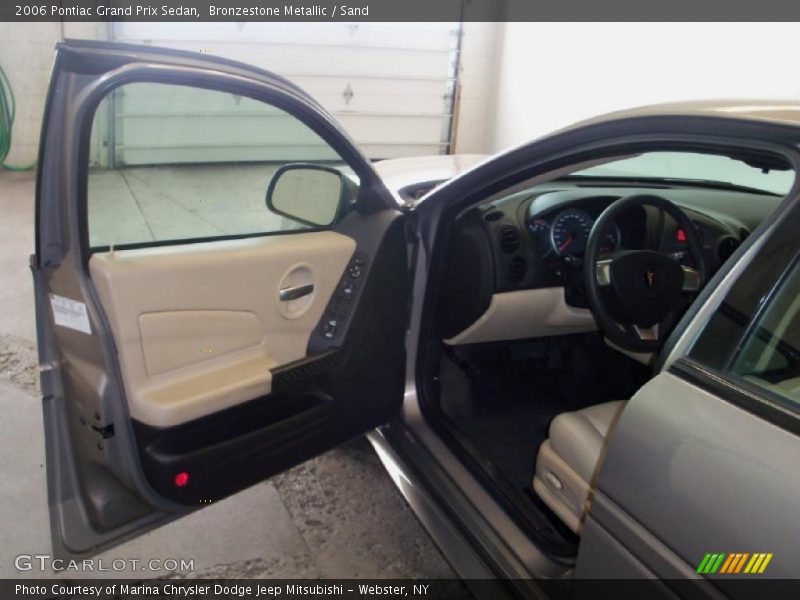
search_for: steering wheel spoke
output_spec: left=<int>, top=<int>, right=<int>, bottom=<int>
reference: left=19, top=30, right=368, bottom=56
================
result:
left=681, top=265, right=701, bottom=293
left=624, top=323, right=659, bottom=341
left=595, top=259, right=612, bottom=287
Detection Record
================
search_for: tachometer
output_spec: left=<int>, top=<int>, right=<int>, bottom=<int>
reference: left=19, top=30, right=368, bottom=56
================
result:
left=599, top=223, right=621, bottom=254
left=527, top=218, right=551, bottom=256
left=550, top=208, right=593, bottom=256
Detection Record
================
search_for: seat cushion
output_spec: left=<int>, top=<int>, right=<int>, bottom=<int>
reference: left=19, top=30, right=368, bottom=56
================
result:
left=533, top=401, right=626, bottom=533
left=549, top=400, right=626, bottom=482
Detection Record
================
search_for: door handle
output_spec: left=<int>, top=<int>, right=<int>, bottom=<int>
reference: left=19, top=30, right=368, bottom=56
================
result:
left=279, top=283, right=314, bottom=302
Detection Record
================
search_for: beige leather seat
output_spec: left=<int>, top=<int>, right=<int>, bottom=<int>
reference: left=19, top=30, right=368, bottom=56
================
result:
left=533, top=401, right=626, bottom=533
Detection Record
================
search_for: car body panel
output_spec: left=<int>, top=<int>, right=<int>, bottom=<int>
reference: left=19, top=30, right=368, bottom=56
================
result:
left=566, top=100, right=800, bottom=134
left=588, top=370, right=800, bottom=586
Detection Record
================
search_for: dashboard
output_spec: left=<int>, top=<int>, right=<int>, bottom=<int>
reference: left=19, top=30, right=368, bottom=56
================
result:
left=438, top=182, right=777, bottom=340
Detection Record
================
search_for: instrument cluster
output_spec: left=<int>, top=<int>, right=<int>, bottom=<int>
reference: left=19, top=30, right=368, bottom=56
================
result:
left=527, top=207, right=621, bottom=258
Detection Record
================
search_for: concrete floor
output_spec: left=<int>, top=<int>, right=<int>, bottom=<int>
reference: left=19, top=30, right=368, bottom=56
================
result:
left=0, top=170, right=459, bottom=581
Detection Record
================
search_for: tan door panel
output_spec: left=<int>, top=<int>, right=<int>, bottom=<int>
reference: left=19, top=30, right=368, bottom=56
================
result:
left=138, top=310, right=264, bottom=376
left=89, top=231, right=356, bottom=428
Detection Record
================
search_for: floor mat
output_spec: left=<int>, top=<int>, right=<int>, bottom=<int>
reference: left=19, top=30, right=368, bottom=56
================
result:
left=446, top=334, right=651, bottom=493
left=454, top=401, right=559, bottom=492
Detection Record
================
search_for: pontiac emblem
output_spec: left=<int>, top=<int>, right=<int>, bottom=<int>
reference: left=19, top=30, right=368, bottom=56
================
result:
left=644, top=270, right=656, bottom=288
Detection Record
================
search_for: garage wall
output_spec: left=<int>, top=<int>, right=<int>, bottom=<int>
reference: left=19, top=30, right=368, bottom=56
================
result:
left=489, top=23, right=800, bottom=152
left=0, top=23, right=104, bottom=165
left=451, top=22, right=500, bottom=155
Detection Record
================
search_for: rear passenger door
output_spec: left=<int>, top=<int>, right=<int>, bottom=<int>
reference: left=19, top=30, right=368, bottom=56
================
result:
left=576, top=182, right=800, bottom=595
left=35, top=41, right=408, bottom=557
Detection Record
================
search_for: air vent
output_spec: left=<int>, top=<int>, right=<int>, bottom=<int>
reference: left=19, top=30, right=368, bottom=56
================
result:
left=717, top=236, right=741, bottom=262
left=508, top=257, right=527, bottom=282
left=484, top=211, right=503, bottom=222
left=498, top=227, right=521, bottom=254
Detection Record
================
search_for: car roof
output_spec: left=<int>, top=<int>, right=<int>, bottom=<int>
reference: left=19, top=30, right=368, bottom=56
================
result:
left=567, top=100, right=800, bottom=131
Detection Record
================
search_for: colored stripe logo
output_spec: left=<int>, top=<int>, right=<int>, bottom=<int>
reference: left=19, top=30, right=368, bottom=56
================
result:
left=697, top=552, right=773, bottom=574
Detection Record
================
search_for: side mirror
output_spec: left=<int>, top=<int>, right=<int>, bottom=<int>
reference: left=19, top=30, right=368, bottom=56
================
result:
left=266, top=163, right=352, bottom=227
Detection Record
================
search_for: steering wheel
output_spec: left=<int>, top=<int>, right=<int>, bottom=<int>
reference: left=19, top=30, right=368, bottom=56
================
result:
left=584, top=194, right=707, bottom=353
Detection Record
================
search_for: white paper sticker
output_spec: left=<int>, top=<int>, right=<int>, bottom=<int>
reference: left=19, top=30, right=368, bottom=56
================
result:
left=50, top=294, right=92, bottom=335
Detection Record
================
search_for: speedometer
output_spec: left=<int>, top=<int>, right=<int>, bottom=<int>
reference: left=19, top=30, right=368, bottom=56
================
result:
left=550, top=208, right=593, bottom=256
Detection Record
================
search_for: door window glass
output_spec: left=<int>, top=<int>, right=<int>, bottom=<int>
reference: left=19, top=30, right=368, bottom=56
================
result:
left=726, top=260, right=800, bottom=404
left=87, top=82, right=353, bottom=247
left=688, top=249, right=800, bottom=410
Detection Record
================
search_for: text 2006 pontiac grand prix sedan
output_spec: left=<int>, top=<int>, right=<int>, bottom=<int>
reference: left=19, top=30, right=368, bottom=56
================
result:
left=34, top=40, right=800, bottom=598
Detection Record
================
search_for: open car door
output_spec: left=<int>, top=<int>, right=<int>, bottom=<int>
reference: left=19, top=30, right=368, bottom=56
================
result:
left=33, top=40, right=408, bottom=557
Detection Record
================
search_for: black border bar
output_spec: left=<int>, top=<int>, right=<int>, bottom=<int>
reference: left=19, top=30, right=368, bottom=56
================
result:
left=5, top=0, right=800, bottom=22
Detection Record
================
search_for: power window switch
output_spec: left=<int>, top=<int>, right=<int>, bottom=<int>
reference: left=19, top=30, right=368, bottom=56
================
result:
left=322, top=319, right=338, bottom=339
left=341, top=280, right=357, bottom=297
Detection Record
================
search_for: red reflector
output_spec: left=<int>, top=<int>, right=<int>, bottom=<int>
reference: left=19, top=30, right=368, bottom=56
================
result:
left=677, top=229, right=687, bottom=242
left=174, top=472, right=189, bottom=487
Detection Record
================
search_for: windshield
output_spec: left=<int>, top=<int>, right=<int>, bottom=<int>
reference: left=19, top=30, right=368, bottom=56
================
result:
left=572, top=152, right=795, bottom=195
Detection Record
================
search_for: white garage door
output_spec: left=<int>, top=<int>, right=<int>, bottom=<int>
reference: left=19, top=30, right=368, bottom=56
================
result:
left=103, top=22, right=458, bottom=165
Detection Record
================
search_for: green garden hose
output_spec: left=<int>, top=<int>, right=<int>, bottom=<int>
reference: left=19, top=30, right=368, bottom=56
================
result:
left=0, top=65, right=36, bottom=171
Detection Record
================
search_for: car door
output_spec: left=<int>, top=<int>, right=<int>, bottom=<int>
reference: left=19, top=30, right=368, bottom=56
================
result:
left=575, top=175, right=800, bottom=595
left=33, top=40, right=409, bottom=557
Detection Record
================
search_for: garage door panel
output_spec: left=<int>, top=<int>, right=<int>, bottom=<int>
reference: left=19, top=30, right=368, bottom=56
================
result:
left=296, top=77, right=448, bottom=116
left=114, top=22, right=456, bottom=52
left=116, top=114, right=328, bottom=144
left=316, top=95, right=448, bottom=117
left=337, top=114, right=445, bottom=143
left=107, top=83, right=341, bottom=166
left=117, top=73, right=448, bottom=116
left=111, top=22, right=456, bottom=160
left=117, top=40, right=451, bottom=79
left=290, top=76, right=449, bottom=95
left=358, top=143, right=445, bottom=158
left=116, top=144, right=336, bottom=165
